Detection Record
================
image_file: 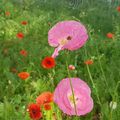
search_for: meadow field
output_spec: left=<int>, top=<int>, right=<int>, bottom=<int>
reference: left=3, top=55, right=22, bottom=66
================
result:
left=0, top=0, right=120, bottom=120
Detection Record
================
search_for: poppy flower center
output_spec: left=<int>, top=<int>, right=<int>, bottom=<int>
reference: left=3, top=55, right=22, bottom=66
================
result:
left=59, top=39, right=68, bottom=45
left=44, top=99, right=48, bottom=103
left=69, top=95, right=79, bottom=103
left=68, top=94, right=79, bottom=108
left=59, top=36, right=72, bottom=46
left=32, top=109, right=37, bottom=114
left=67, top=36, right=72, bottom=40
left=46, top=60, right=52, bottom=65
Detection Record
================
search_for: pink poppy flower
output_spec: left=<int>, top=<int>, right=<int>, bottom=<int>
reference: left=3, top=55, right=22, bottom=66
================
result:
left=48, top=21, right=88, bottom=58
left=54, top=78, right=93, bottom=116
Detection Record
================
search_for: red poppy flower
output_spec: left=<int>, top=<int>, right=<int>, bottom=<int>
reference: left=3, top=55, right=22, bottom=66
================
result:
left=84, top=60, right=93, bottom=65
left=5, top=11, right=10, bottom=16
left=27, top=103, right=42, bottom=120
left=117, top=6, right=120, bottom=12
left=20, top=50, right=27, bottom=57
left=36, top=92, right=53, bottom=111
left=21, top=21, right=28, bottom=25
left=106, top=33, right=114, bottom=39
left=36, top=92, right=53, bottom=105
left=43, top=103, right=51, bottom=110
left=18, top=72, right=30, bottom=80
left=41, top=56, right=55, bottom=69
left=16, top=32, right=24, bottom=39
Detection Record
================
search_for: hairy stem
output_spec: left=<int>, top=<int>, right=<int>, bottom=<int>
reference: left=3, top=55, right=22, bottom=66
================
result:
left=66, top=61, right=77, bottom=115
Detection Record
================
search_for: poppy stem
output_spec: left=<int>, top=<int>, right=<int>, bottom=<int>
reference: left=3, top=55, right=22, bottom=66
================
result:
left=48, top=70, right=55, bottom=90
left=86, top=64, right=101, bottom=106
left=96, top=47, right=110, bottom=93
left=96, top=45, right=115, bottom=120
left=84, top=46, right=103, bottom=119
left=66, top=61, right=77, bottom=115
left=52, top=45, right=62, bottom=58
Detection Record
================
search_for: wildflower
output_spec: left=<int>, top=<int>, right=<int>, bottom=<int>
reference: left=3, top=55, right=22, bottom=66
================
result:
left=16, top=32, right=24, bottom=39
left=68, top=65, right=75, bottom=70
left=84, top=59, right=93, bottom=65
left=41, top=56, right=55, bottom=69
left=117, top=6, right=120, bottom=12
left=54, top=78, right=93, bottom=116
left=18, top=72, right=30, bottom=80
left=36, top=92, right=53, bottom=110
left=48, top=21, right=88, bottom=58
left=27, top=103, right=42, bottom=120
left=110, top=101, right=117, bottom=110
left=21, top=21, right=28, bottom=25
left=5, top=11, right=10, bottom=16
left=20, top=50, right=28, bottom=57
left=106, top=33, right=114, bottom=39
left=44, top=103, right=51, bottom=110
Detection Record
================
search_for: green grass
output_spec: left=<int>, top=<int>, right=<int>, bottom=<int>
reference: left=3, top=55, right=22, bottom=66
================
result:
left=0, top=0, right=120, bottom=120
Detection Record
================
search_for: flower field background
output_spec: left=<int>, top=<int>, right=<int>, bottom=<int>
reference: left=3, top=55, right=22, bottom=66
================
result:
left=0, top=0, right=120, bottom=120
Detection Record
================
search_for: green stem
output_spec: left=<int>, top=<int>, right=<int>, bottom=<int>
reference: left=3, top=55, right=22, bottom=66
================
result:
left=113, top=81, right=120, bottom=100
left=96, top=47, right=119, bottom=120
left=49, top=69, right=55, bottom=90
left=96, top=47, right=109, bottom=90
left=86, top=64, right=101, bottom=106
left=66, top=61, right=77, bottom=115
left=84, top=47, right=101, bottom=106
left=51, top=69, right=55, bottom=88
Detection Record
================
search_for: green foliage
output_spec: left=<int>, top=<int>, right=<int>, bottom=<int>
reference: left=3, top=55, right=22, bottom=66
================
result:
left=0, top=0, right=120, bottom=120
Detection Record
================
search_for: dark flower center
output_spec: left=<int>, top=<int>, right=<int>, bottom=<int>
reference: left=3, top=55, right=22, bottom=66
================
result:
left=32, top=109, right=37, bottom=114
left=46, top=60, right=52, bottom=65
left=67, top=36, right=72, bottom=40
